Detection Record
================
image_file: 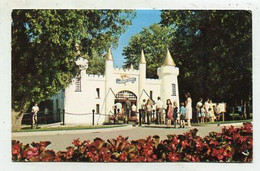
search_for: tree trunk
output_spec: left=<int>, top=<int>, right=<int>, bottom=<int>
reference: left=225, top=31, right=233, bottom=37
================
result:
left=12, top=110, right=24, bottom=131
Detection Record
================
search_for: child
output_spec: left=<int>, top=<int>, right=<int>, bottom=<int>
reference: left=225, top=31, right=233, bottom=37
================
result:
left=172, top=101, right=178, bottom=128
left=179, top=102, right=186, bottom=128
left=200, top=105, right=206, bottom=123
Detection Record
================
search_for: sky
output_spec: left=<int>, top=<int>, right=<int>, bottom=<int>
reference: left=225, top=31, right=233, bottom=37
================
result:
left=112, top=10, right=161, bottom=67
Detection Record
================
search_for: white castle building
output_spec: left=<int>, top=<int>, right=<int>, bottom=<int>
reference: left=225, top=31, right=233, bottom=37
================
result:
left=51, top=49, right=179, bottom=124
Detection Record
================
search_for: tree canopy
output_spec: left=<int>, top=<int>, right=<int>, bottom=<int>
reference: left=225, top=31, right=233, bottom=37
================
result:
left=123, top=24, right=175, bottom=78
left=160, top=10, right=252, bottom=105
left=123, top=10, right=252, bottom=106
left=12, top=9, right=136, bottom=112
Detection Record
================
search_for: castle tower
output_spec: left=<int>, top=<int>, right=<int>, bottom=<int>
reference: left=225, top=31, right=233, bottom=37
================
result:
left=105, top=48, right=114, bottom=115
left=157, top=49, right=179, bottom=108
left=139, top=50, right=146, bottom=108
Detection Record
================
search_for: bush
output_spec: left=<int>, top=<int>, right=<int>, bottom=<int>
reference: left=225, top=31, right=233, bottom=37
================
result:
left=12, top=122, right=252, bottom=162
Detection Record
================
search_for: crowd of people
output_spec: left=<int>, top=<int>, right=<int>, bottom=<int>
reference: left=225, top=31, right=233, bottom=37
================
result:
left=196, top=97, right=222, bottom=123
left=113, top=92, right=223, bottom=128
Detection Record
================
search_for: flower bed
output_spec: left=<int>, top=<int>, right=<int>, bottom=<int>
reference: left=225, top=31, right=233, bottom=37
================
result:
left=12, top=122, right=252, bottom=162
left=128, top=116, right=138, bottom=125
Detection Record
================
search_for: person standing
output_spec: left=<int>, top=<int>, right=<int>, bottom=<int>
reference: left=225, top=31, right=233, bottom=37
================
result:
left=125, top=98, right=131, bottom=124
left=185, top=92, right=192, bottom=127
left=196, top=98, right=203, bottom=123
left=141, top=99, right=146, bottom=123
left=115, top=101, right=122, bottom=114
left=166, top=99, right=173, bottom=127
left=208, top=100, right=215, bottom=122
left=172, top=101, right=178, bottom=128
left=179, top=102, right=186, bottom=128
left=131, top=103, right=137, bottom=117
left=146, top=99, right=153, bottom=125
left=215, top=103, right=221, bottom=121
left=32, top=102, right=39, bottom=127
left=156, top=97, right=163, bottom=124
left=200, top=105, right=206, bottom=123
left=204, top=98, right=210, bottom=122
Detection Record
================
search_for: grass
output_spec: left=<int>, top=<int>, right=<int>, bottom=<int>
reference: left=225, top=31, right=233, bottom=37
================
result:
left=13, top=124, right=126, bottom=133
left=141, top=119, right=252, bottom=128
left=192, top=119, right=252, bottom=127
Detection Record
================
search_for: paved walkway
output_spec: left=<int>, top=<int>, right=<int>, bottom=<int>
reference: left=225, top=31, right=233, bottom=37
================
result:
left=12, top=123, right=243, bottom=151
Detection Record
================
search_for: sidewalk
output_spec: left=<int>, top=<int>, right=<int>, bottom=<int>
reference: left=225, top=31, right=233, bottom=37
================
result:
left=13, top=124, right=133, bottom=137
left=14, top=122, right=244, bottom=137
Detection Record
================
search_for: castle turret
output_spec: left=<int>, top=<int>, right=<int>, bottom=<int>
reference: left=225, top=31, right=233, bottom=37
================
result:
left=139, top=50, right=146, bottom=107
left=105, top=48, right=114, bottom=115
left=157, top=49, right=179, bottom=108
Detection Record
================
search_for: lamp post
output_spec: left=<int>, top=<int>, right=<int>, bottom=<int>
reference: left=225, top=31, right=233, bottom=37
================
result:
left=75, top=43, right=89, bottom=71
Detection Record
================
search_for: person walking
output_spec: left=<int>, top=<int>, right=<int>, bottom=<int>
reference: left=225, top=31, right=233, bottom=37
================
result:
left=166, top=99, right=173, bottom=127
left=32, top=102, right=39, bottom=127
left=172, top=101, right=178, bottom=128
left=185, top=92, right=192, bottom=127
left=156, top=97, right=163, bottom=124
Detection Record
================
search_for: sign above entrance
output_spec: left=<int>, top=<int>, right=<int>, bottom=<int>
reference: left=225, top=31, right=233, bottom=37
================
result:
left=116, top=74, right=136, bottom=84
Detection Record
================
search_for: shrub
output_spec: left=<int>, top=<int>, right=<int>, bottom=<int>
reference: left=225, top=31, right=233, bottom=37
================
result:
left=12, top=122, right=252, bottom=162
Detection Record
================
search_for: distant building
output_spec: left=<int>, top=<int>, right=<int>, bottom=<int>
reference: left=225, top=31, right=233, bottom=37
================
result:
left=51, top=49, right=179, bottom=124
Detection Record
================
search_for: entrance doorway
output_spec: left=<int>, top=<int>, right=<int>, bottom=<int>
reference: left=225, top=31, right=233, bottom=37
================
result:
left=115, top=90, right=137, bottom=103
left=115, top=90, right=137, bottom=114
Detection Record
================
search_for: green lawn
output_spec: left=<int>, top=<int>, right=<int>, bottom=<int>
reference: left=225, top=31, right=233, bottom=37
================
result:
left=192, top=119, right=252, bottom=127
left=14, top=124, right=126, bottom=133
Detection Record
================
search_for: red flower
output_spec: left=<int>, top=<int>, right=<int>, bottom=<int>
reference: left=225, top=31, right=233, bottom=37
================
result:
left=72, top=138, right=82, bottom=147
left=23, top=147, right=39, bottom=159
left=40, top=150, right=56, bottom=162
left=12, top=144, right=20, bottom=155
left=168, top=152, right=179, bottom=162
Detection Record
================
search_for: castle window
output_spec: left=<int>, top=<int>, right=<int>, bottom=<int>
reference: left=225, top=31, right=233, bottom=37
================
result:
left=96, top=88, right=100, bottom=98
left=171, top=84, right=176, bottom=96
left=150, top=91, right=153, bottom=100
left=75, top=76, right=81, bottom=92
left=96, top=104, right=100, bottom=114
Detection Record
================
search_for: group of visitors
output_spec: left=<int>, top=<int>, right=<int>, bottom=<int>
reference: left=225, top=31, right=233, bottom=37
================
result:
left=113, top=92, right=193, bottom=128
left=196, top=98, right=222, bottom=123
left=114, top=98, right=137, bottom=118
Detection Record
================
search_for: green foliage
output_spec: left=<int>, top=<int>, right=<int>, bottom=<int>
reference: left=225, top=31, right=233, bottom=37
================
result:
left=160, top=10, right=252, bottom=105
left=12, top=9, right=136, bottom=112
left=123, top=24, right=175, bottom=78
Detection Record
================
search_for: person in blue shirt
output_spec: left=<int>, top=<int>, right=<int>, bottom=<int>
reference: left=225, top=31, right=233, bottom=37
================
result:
left=180, top=102, right=186, bottom=128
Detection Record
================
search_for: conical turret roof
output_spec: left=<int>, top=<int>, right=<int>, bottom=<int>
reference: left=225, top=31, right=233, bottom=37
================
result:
left=139, top=49, right=146, bottom=64
left=163, top=49, right=175, bottom=66
left=106, top=48, right=113, bottom=61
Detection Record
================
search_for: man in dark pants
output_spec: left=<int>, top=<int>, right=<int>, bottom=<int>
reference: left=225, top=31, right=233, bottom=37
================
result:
left=156, top=97, right=163, bottom=124
left=140, top=99, right=146, bottom=123
left=32, top=102, right=39, bottom=127
left=125, top=98, right=131, bottom=124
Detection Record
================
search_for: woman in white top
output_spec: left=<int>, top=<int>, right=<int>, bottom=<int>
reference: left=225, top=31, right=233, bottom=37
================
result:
left=185, top=92, right=192, bottom=127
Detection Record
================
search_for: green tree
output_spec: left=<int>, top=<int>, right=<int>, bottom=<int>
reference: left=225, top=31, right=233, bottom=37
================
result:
left=160, top=10, right=252, bottom=112
left=123, top=24, right=175, bottom=78
left=12, top=9, right=135, bottom=130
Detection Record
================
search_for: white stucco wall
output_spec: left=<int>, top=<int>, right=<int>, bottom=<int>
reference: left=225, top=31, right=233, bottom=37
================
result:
left=64, top=71, right=106, bottom=124
left=52, top=54, right=180, bottom=125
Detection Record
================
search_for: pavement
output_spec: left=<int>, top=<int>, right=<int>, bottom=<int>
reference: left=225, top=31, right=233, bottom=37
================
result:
left=12, top=122, right=244, bottom=151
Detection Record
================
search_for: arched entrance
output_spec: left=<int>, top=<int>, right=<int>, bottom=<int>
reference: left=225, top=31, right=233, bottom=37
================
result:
left=115, top=90, right=137, bottom=104
left=115, top=90, right=137, bottom=115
